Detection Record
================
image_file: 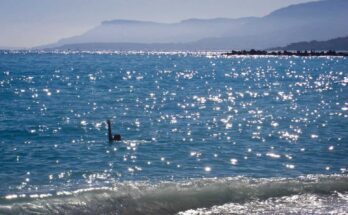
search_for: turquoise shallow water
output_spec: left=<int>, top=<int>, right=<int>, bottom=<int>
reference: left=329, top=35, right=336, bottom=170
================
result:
left=0, top=51, right=347, bottom=214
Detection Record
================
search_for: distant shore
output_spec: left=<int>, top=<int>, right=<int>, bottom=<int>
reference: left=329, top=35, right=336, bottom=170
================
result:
left=223, top=50, right=348, bottom=57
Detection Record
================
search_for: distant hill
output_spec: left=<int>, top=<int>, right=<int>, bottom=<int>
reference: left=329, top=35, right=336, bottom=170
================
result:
left=55, top=42, right=189, bottom=51
left=41, top=17, right=256, bottom=49
left=0, top=46, right=26, bottom=50
left=42, top=0, right=348, bottom=51
left=272, top=36, right=348, bottom=51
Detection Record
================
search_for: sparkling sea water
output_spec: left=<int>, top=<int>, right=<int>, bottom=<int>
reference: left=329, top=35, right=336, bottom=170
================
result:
left=0, top=51, right=347, bottom=214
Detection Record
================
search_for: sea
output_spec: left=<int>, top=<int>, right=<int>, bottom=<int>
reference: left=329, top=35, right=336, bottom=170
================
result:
left=0, top=51, right=347, bottom=214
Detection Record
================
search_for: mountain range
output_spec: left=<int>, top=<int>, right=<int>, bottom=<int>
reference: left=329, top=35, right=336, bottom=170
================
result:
left=273, top=36, right=348, bottom=51
left=43, top=0, right=348, bottom=51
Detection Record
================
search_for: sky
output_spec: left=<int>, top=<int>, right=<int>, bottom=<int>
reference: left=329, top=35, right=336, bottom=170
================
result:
left=0, top=0, right=317, bottom=48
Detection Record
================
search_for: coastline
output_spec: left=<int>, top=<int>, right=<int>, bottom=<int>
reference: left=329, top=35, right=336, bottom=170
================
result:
left=223, top=49, right=348, bottom=57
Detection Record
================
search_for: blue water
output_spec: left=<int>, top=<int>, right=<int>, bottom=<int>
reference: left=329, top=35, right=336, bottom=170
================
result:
left=0, top=51, right=347, bottom=214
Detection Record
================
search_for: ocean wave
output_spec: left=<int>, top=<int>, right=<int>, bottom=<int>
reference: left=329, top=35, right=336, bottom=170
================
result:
left=1, top=174, right=347, bottom=215
left=179, top=192, right=348, bottom=215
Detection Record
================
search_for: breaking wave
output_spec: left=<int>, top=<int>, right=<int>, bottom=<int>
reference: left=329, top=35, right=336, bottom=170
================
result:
left=1, top=174, right=347, bottom=215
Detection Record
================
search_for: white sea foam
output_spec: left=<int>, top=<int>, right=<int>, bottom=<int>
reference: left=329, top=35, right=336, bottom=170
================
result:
left=1, top=175, right=348, bottom=215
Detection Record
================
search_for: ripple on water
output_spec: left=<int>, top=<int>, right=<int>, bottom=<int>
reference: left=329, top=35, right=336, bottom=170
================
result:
left=0, top=52, right=347, bottom=198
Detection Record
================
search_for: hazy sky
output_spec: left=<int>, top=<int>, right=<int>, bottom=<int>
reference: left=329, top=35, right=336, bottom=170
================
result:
left=0, top=0, right=316, bottom=48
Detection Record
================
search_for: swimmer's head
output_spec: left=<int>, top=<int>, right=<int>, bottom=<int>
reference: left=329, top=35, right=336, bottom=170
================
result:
left=113, top=134, right=121, bottom=141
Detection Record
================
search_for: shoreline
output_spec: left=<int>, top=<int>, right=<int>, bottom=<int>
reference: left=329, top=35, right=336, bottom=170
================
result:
left=223, top=49, right=348, bottom=57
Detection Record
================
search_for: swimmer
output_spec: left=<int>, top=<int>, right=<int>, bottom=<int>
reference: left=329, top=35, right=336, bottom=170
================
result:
left=107, top=119, right=121, bottom=142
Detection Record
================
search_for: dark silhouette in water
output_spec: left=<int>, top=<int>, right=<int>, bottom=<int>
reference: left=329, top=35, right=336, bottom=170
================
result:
left=107, top=119, right=121, bottom=142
